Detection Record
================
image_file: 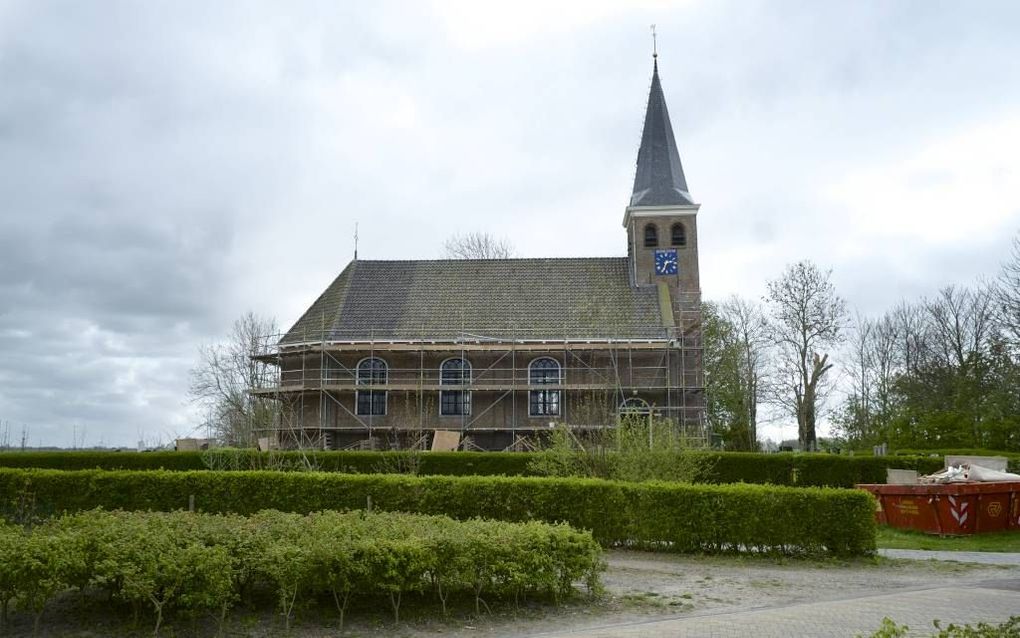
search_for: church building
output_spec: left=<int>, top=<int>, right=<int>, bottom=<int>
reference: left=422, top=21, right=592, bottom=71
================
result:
left=255, top=55, right=707, bottom=451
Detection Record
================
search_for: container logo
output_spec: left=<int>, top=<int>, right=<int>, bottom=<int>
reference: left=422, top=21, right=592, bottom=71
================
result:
left=987, top=501, right=1003, bottom=518
left=896, top=499, right=920, bottom=516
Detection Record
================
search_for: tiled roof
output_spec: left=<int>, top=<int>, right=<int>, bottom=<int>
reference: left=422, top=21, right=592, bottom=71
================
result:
left=630, top=59, right=695, bottom=207
left=281, top=258, right=668, bottom=343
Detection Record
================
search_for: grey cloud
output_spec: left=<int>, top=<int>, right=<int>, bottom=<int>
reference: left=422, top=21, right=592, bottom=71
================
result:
left=1, top=1, right=1018, bottom=445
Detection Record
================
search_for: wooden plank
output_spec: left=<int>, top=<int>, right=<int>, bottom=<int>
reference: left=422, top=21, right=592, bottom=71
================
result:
left=430, top=430, right=460, bottom=451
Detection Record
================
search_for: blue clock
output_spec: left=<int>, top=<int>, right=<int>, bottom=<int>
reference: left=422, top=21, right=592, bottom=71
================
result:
left=654, top=249, right=678, bottom=275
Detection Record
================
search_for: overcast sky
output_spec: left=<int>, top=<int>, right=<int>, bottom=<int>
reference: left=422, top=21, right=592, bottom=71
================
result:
left=1, top=1, right=1018, bottom=447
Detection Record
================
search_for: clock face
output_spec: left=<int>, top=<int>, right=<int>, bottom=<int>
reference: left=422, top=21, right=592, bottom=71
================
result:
left=654, top=249, right=678, bottom=275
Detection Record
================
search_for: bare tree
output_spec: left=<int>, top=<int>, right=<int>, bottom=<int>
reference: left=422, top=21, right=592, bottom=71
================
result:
left=871, top=312, right=900, bottom=428
left=994, top=233, right=1020, bottom=349
left=766, top=261, right=848, bottom=451
left=836, top=312, right=884, bottom=444
left=189, top=312, right=279, bottom=447
left=923, top=285, right=995, bottom=371
left=718, top=296, right=770, bottom=449
left=442, top=232, right=516, bottom=259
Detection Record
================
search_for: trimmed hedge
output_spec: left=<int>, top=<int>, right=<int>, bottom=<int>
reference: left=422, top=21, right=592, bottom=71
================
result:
left=0, top=469, right=876, bottom=556
left=891, top=449, right=1020, bottom=473
left=0, top=450, right=535, bottom=475
left=0, top=450, right=209, bottom=471
left=0, top=509, right=603, bottom=633
left=0, top=450, right=946, bottom=487
left=790, top=454, right=944, bottom=487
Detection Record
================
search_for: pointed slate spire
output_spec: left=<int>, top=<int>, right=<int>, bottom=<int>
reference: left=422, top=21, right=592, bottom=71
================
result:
left=630, top=57, right=694, bottom=207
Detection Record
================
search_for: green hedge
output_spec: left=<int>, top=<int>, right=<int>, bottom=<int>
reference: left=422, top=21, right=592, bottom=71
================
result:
left=1, top=509, right=603, bottom=633
left=0, top=450, right=947, bottom=487
left=790, top=455, right=944, bottom=487
left=0, top=450, right=208, bottom=471
left=891, top=449, right=1020, bottom=472
left=0, top=450, right=535, bottom=475
left=0, top=469, right=876, bottom=557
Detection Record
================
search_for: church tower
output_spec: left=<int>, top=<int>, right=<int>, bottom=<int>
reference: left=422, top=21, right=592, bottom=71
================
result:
left=624, top=55, right=700, bottom=300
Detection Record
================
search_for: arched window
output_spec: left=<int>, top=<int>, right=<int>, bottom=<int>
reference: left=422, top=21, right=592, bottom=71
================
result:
left=618, top=397, right=652, bottom=415
left=355, top=357, right=387, bottom=416
left=529, top=357, right=561, bottom=417
left=643, top=224, right=658, bottom=248
left=440, top=358, right=471, bottom=416
left=618, top=397, right=652, bottom=425
left=671, top=222, right=686, bottom=247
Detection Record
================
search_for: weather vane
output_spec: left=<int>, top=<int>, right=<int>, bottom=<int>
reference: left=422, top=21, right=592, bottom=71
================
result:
left=354, top=222, right=359, bottom=260
left=651, top=24, right=657, bottom=59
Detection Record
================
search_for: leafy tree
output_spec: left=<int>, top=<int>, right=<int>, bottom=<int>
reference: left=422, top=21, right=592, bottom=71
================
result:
left=886, top=286, right=1020, bottom=450
left=703, top=302, right=745, bottom=445
left=704, top=297, right=770, bottom=450
left=765, top=261, right=848, bottom=451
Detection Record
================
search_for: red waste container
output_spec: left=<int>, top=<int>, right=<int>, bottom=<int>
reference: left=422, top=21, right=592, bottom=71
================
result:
left=856, top=482, right=1020, bottom=535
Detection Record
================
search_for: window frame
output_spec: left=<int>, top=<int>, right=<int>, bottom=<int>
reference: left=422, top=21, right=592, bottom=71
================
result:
left=528, top=357, right=562, bottom=417
left=355, top=357, right=388, bottom=416
left=670, top=222, right=687, bottom=247
left=439, top=357, right=472, bottom=417
left=643, top=223, right=659, bottom=248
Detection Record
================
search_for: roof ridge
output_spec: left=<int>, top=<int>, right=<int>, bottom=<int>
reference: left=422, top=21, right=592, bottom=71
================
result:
left=350, top=256, right=628, bottom=264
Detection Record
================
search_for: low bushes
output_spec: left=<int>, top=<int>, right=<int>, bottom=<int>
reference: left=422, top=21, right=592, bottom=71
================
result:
left=0, top=509, right=603, bottom=633
left=0, top=469, right=876, bottom=556
left=0, top=449, right=948, bottom=487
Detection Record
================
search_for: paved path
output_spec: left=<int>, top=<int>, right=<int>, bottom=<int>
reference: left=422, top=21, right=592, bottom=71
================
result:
left=528, top=579, right=1020, bottom=637
left=879, top=548, right=1020, bottom=566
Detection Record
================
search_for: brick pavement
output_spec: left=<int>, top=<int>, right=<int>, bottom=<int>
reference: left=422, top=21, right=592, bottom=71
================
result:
left=529, top=581, right=1020, bottom=637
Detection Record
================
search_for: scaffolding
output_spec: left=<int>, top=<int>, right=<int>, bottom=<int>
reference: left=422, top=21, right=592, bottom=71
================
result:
left=250, top=293, right=706, bottom=451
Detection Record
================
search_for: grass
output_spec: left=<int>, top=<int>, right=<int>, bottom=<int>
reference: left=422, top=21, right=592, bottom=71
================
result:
left=877, top=526, right=1020, bottom=552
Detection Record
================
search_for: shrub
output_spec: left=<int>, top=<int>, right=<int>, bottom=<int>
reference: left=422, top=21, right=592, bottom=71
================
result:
left=527, top=419, right=714, bottom=483
left=864, top=616, right=1020, bottom=638
left=0, top=469, right=876, bottom=556
left=0, top=509, right=603, bottom=633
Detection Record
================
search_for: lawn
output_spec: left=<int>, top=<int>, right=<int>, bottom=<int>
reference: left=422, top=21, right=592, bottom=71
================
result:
left=877, top=526, right=1020, bottom=552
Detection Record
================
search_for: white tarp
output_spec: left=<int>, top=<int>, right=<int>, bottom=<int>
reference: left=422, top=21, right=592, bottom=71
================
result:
left=945, top=455, right=1008, bottom=472
left=920, top=463, right=1020, bottom=484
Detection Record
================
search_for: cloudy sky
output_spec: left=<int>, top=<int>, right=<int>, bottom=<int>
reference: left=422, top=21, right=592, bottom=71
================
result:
left=1, top=1, right=1018, bottom=447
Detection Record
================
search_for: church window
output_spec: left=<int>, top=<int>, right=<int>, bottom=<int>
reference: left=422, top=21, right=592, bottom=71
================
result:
left=643, top=224, right=658, bottom=247
left=355, top=357, right=387, bottom=416
left=529, top=357, right=561, bottom=417
left=440, top=358, right=471, bottom=416
left=671, top=222, right=687, bottom=247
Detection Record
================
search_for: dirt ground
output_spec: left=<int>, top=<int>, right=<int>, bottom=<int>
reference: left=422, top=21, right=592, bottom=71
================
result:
left=14, top=551, right=1019, bottom=637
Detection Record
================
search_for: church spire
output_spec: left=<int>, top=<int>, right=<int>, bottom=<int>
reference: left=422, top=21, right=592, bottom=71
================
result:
left=630, top=54, right=694, bottom=207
